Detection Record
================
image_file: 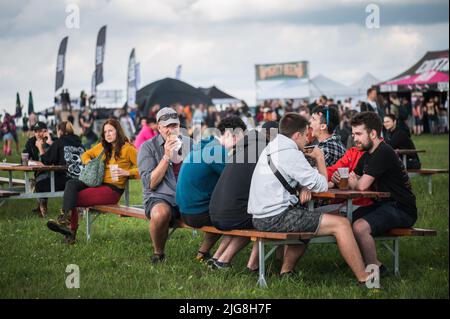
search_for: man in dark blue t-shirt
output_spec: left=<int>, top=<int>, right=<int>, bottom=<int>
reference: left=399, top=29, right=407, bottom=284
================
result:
left=348, top=112, right=417, bottom=274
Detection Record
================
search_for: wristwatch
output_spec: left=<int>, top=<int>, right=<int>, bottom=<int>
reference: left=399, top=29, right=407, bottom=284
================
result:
left=163, top=154, right=171, bottom=164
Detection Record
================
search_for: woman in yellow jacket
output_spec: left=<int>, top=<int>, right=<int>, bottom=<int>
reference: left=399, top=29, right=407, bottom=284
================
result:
left=47, top=118, right=139, bottom=243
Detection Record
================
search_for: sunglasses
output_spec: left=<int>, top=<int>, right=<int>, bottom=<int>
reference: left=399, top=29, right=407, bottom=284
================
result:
left=322, top=107, right=330, bottom=126
left=158, top=113, right=178, bottom=122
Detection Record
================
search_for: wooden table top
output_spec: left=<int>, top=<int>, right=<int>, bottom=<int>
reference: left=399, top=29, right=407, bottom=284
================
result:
left=312, top=188, right=391, bottom=200
left=0, top=164, right=67, bottom=172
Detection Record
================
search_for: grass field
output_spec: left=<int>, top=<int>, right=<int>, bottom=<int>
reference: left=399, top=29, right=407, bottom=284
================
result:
left=0, top=133, right=448, bottom=299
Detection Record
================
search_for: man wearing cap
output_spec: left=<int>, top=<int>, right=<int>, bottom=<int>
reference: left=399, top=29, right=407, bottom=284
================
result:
left=23, top=121, right=55, bottom=217
left=138, top=107, right=193, bottom=264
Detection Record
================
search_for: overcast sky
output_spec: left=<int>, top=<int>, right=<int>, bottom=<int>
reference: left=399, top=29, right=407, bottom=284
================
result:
left=0, top=0, right=448, bottom=114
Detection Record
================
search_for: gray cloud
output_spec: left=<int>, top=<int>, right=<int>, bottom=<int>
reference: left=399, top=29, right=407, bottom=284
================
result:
left=0, top=0, right=448, bottom=114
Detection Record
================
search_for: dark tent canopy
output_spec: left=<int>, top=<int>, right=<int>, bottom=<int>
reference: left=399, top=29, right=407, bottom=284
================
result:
left=137, top=77, right=212, bottom=116
left=199, top=86, right=237, bottom=100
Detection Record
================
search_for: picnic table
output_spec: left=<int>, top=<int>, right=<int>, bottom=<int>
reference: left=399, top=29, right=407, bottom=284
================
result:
left=395, top=149, right=426, bottom=168
left=0, top=163, right=67, bottom=200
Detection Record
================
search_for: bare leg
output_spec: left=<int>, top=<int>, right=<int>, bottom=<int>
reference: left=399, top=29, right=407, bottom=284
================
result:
left=352, top=219, right=381, bottom=266
left=247, top=242, right=259, bottom=270
left=149, top=203, right=172, bottom=255
left=217, top=237, right=250, bottom=263
left=197, top=233, right=221, bottom=258
left=212, top=236, right=233, bottom=260
left=316, top=214, right=368, bottom=282
left=280, top=244, right=307, bottom=274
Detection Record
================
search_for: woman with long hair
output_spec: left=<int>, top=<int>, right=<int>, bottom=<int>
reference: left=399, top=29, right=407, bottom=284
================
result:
left=47, top=119, right=138, bottom=244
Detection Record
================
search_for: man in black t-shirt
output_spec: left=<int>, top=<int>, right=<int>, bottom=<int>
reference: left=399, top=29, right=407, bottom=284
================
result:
left=348, top=112, right=417, bottom=273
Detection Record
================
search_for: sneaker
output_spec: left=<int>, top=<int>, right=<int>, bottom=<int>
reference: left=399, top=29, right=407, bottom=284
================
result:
left=280, top=270, right=295, bottom=278
left=206, top=258, right=217, bottom=267
left=150, top=253, right=165, bottom=264
left=47, top=209, right=73, bottom=237
left=195, top=251, right=212, bottom=263
left=61, top=233, right=76, bottom=245
left=379, top=264, right=389, bottom=277
left=209, top=260, right=231, bottom=270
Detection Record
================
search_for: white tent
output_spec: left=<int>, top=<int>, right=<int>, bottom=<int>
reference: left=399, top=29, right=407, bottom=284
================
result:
left=310, top=74, right=354, bottom=100
left=350, top=73, right=381, bottom=98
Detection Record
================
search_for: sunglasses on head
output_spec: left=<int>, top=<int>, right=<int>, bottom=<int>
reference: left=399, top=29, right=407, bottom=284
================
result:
left=158, top=113, right=178, bottom=122
left=321, top=107, right=329, bottom=126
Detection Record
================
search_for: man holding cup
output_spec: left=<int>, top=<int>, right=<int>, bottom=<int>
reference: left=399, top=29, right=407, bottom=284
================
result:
left=138, top=107, right=193, bottom=264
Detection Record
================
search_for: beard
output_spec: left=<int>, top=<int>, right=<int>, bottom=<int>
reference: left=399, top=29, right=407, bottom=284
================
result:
left=357, top=139, right=373, bottom=152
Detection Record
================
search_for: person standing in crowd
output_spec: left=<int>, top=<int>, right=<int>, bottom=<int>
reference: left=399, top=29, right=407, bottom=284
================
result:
left=35, top=121, right=85, bottom=217
left=138, top=108, right=193, bottom=264
left=309, top=106, right=346, bottom=166
left=119, top=109, right=136, bottom=140
left=361, top=88, right=385, bottom=124
left=426, top=97, right=440, bottom=135
left=412, top=97, right=424, bottom=135
left=1, top=113, right=15, bottom=156
left=46, top=119, right=138, bottom=244
left=437, top=96, right=448, bottom=134
left=28, top=112, right=38, bottom=138
left=349, top=112, right=417, bottom=275
left=176, top=117, right=247, bottom=267
left=79, top=107, right=98, bottom=149
left=134, top=117, right=158, bottom=149
left=383, top=114, right=421, bottom=169
left=208, top=129, right=268, bottom=271
left=248, top=113, right=371, bottom=284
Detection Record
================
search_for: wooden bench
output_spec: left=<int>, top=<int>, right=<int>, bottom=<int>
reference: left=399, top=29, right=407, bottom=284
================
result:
left=86, top=204, right=437, bottom=288
left=407, top=168, right=449, bottom=195
left=0, top=177, right=26, bottom=187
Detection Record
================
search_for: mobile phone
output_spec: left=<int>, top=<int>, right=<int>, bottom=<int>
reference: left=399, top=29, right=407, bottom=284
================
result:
left=304, top=145, right=316, bottom=150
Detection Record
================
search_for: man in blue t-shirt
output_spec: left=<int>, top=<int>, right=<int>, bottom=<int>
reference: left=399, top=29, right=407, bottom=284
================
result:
left=349, top=111, right=417, bottom=275
left=176, top=116, right=247, bottom=265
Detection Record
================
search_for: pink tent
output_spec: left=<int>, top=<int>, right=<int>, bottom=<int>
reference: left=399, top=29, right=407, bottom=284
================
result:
left=377, top=50, right=449, bottom=93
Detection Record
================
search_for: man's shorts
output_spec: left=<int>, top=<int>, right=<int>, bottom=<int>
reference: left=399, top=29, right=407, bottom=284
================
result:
left=252, top=206, right=323, bottom=235
left=145, top=198, right=180, bottom=226
left=353, top=201, right=416, bottom=236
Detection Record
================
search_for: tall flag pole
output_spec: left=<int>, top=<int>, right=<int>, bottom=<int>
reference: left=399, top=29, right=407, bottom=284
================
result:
left=127, top=48, right=137, bottom=107
left=95, top=25, right=107, bottom=89
left=55, top=36, right=69, bottom=92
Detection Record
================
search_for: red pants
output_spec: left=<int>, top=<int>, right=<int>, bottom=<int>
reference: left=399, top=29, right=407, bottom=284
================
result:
left=70, top=185, right=122, bottom=233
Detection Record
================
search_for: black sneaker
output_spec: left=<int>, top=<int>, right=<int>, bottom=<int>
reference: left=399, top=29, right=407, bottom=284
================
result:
left=209, top=260, right=231, bottom=270
left=47, top=210, right=73, bottom=237
left=280, top=271, right=295, bottom=278
left=379, top=264, right=388, bottom=277
left=150, top=253, right=165, bottom=264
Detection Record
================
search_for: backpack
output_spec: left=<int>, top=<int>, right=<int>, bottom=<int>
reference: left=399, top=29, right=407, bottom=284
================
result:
left=79, top=150, right=105, bottom=187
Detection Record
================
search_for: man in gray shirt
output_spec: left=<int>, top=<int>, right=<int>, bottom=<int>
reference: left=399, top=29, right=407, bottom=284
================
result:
left=138, top=107, right=193, bottom=264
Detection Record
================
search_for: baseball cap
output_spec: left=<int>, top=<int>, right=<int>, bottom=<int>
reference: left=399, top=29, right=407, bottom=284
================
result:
left=156, top=107, right=180, bottom=126
left=33, top=121, right=47, bottom=131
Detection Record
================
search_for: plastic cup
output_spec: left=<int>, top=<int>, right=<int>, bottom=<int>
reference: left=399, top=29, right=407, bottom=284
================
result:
left=110, top=164, right=119, bottom=182
left=337, top=167, right=349, bottom=190
left=21, top=153, right=29, bottom=166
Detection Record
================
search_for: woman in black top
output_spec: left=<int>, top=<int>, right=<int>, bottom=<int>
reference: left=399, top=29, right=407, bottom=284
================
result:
left=383, top=114, right=421, bottom=169
left=35, top=121, right=85, bottom=217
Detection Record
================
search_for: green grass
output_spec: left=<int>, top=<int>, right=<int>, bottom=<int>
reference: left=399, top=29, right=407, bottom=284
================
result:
left=0, top=133, right=448, bottom=298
